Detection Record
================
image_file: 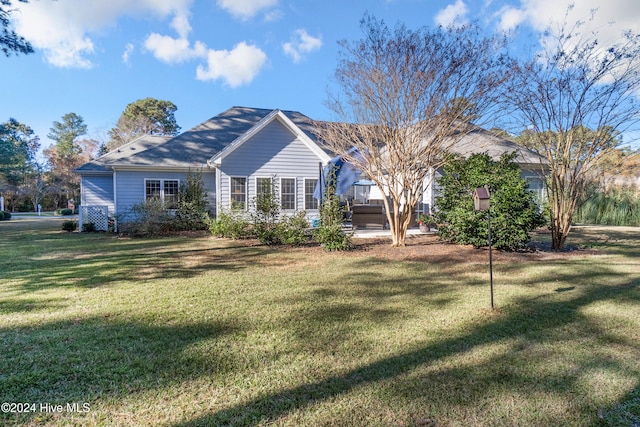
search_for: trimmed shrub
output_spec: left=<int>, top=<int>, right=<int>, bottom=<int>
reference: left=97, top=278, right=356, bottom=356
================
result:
left=62, top=220, right=78, bottom=232
left=313, top=223, right=352, bottom=251
left=278, top=211, right=310, bottom=246
left=3, top=211, right=10, bottom=220
left=124, top=198, right=173, bottom=237
left=435, top=152, right=545, bottom=251
left=57, top=208, right=73, bottom=216
left=209, top=209, right=253, bottom=239
left=81, top=222, right=96, bottom=232
left=0, top=211, right=4, bottom=220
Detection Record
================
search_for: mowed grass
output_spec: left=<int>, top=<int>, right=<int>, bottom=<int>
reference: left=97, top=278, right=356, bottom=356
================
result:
left=0, top=218, right=639, bottom=426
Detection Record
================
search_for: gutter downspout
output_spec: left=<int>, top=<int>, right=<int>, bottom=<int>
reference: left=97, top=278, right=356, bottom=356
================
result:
left=207, top=159, right=221, bottom=218
left=112, top=168, right=118, bottom=232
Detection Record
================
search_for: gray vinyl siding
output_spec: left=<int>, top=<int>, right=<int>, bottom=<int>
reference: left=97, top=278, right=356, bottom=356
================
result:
left=218, top=119, right=322, bottom=213
left=114, top=169, right=216, bottom=216
left=81, top=175, right=114, bottom=213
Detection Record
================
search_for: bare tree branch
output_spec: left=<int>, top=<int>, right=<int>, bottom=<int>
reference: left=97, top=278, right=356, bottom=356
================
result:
left=503, top=9, right=640, bottom=250
left=314, top=15, right=510, bottom=246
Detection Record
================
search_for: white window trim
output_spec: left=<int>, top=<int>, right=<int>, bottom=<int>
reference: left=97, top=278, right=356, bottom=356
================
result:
left=280, top=177, right=297, bottom=211
left=144, top=178, right=180, bottom=204
left=304, top=178, right=319, bottom=211
left=255, top=176, right=274, bottom=197
left=229, top=176, right=248, bottom=210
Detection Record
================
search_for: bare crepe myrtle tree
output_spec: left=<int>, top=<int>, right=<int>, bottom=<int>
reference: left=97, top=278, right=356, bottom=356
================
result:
left=502, top=7, right=640, bottom=250
left=313, top=14, right=511, bottom=246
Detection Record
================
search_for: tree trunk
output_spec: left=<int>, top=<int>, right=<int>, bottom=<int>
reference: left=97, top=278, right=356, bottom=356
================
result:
left=387, top=201, right=414, bottom=247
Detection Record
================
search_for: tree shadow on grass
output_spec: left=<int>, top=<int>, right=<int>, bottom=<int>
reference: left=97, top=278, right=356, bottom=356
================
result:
left=0, top=297, right=67, bottom=314
left=169, top=271, right=639, bottom=427
left=0, top=316, right=241, bottom=425
left=3, top=237, right=271, bottom=294
left=598, top=382, right=640, bottom=426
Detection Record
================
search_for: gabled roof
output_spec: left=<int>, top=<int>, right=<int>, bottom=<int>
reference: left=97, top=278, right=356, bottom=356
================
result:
left=75, top=135, right=172, bottom=172
left=449, top=126, right=547, bottom=166
left=76, top=106, right=546, bottom=174
left=211, top=109, right=332, bottom=165
left=76, top=106, right=331, bottom=173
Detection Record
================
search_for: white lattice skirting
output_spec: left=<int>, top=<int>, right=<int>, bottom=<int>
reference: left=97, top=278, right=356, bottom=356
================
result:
left=80, top=206, right=109, bottom=231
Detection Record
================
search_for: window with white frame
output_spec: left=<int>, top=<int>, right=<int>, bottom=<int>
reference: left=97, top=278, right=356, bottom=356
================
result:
left=256, top=177, right=273, bottom=197
left=145, top=179, right=179, bottom=208
left=525, top=176, right=545, bottom=207
left=230, top=177, right=247, bottom=209
left=145, top=180, right=161, bottom=200
left=304, top=178, right=318, bottom=210
left=281, top=178, right=296, bottom=210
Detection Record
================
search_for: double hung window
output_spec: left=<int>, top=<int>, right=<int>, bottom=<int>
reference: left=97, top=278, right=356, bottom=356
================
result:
left=280, top=178, right=296, bottom=210
left=230, top=177, right=247, bottom=209
left=145, top=179, right=179, bottom=208
left=304, top=179, right=318, bottom=210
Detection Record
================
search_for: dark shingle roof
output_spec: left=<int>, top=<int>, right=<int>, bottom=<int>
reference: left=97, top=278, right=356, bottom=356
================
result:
left=449, top=126, right=546, bottom=166
left=77, top=106, right=320, bottom=171
left=76, top=106, right=545, bottom=173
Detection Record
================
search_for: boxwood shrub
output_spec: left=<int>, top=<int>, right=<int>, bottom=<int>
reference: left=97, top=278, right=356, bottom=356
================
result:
left=61, top=220, right=78, bottom=232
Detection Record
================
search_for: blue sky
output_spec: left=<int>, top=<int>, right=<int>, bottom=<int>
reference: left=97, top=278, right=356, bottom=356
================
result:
left=1, top=0, right=639, bottom=156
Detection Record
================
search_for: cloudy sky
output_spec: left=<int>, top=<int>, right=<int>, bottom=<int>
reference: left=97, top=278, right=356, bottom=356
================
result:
left=1, top=0, right=639, bottom=153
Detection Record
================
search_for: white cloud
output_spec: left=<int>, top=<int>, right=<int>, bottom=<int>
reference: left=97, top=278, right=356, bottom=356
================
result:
left=282, top=29, right=322, bottom=63
left=495, top=6, right=526, bottom=33
left=434, top=0, right=469, bottom=27
left=12, top=0, right=269, bottom=85
left=496, top=0, right=640, bottom=39
left=12, top=0, right=193, bottom=68
left=492, top=0, right=640, bottom=85
left=170, top=13, right=192, bottom=39
left=122, top=43, right=135, bottom=64
left=144, top=34, right=207, bottom=64
left=196, top=42, right=267, bottom=87
left=216, top=0, right=279, bottom=21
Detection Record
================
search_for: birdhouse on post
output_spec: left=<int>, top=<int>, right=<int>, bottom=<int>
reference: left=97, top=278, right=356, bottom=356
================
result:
left=473, top=187, right=490, bottom=211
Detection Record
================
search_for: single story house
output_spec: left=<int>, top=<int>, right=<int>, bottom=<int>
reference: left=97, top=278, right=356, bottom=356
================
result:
left=76, top=106, right=545, bottom=230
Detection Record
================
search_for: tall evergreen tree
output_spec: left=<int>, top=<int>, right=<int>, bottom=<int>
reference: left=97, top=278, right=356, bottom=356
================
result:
left=0, top=118, right=39, bottom=185
left=47, top=112, right=87, bottom=160
left=105, top=98, right=180, bottom=153
left=1, top=0, right=33, bottom=57
left=44, top=113, right=91, bottom=206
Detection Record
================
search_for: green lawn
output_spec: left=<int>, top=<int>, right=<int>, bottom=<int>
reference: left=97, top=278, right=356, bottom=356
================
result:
left=0, top=219, right=638, bottom=426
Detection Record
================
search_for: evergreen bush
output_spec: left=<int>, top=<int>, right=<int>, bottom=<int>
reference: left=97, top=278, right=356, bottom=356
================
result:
left=81, top=222, right=96, bottom=232
left=278, top=211, right=310, bottom=246
left=175, top=170, right=209, bottom=231
left=124, top=198, right=173, bottom=237
left=313, top=168, right=352, bottom=251
left=435, top=153, right=545, bottom=251
left=208, top=209, right=253, bottom=239
left=61, top=220, right=78, bottom=232
left=251, top=177, right=282, bottom=245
